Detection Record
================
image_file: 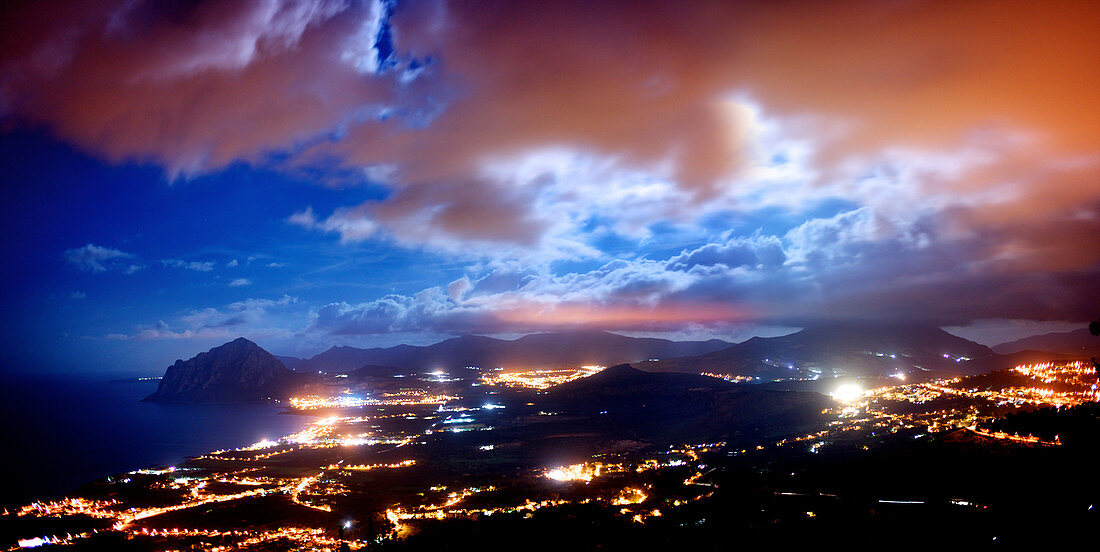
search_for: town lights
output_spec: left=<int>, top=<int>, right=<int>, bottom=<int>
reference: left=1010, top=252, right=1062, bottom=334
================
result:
left=831, top=383, right=864, bottom=403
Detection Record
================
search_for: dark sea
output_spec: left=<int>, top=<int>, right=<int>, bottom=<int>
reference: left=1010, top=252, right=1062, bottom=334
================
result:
left=0, top=372, right=313, bottom=506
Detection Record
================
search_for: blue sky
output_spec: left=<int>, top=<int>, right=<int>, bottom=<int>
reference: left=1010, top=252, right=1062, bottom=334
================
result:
left=0, top=128, right=470, bottom=371
left=1, top=0, right=1097, bottom=373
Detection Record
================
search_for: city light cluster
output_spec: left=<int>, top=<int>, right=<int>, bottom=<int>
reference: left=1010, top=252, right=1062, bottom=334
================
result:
left=133, top=526, right=367, bottom=551
left=1013, top=361, right=1098, bottom=388
left=701, top=372, right=760, bottom=383
left=965, top=425, right=1061, bottom=446
left=14, top=497, right=120, bottom=519
left=481, top=365, right=606, bottom=389
left=610, top=487, right=648, bottom=505
left=763, top=360, right=1094, bottom=457
left=325, top=460, right=417, bottom=471
left=545, top=461, right=623, bottom=482
left=288, top=391, right=458, bottom=410
left=944, top=361, right=1099, bottom=407
left=289, top=395, right=374, bottom=409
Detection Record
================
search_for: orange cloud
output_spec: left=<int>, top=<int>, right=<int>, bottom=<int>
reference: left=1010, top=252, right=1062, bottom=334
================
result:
left=495, top=301, right=756, bottom=330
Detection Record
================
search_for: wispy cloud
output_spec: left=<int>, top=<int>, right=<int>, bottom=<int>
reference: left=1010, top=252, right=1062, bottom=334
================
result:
left=108, top=295, right=298, bottom=341
left=162, top=259, right=215, bottom=272
left=63, top=243, right=137, bottom=273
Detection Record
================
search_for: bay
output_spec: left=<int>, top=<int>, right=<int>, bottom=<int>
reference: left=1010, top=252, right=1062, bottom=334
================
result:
left=0, top=371, right=313, bottom=505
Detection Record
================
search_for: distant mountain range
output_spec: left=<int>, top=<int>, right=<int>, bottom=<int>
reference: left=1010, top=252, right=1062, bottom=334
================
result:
left=280, top=331, right=733, bottom=374
left=144, top=337, right=299, bottom=403
left=992, top=328, right=1100, bottom=357
left=537, top=363, right=833, bottom=443
left=646, top=322, right=1004, bottom=378
left=148, top=323, right=1094, bottom=403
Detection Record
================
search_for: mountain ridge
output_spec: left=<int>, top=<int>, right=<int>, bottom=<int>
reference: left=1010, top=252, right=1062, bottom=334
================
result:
left=283, top=331, right=733, bottom=373
left=991, top=328, right=1100, bottom=356
left=646, top=322, right=1001, bottom=378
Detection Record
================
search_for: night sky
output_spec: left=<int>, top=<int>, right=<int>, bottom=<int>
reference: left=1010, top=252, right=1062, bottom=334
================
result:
left=1, top=0, right=1097, bottom=373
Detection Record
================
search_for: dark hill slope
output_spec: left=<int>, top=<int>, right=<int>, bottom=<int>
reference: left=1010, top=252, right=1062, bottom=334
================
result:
left=536, top=364, right=831, bottom=443
left=992, top=328, right=1100, bottom=357
left=549, top=363, right=729, bottom=401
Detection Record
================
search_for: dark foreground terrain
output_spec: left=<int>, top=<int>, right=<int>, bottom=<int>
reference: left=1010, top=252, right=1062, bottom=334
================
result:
left=3, top=356, right=1097, bottom=550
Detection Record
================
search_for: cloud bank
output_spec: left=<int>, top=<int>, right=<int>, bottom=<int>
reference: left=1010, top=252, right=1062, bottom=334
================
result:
left=7, top=0, right=1099, bottom=336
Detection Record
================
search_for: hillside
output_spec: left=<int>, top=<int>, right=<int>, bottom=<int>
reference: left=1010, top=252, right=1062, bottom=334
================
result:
left=533, top=363, right=832, bottom=443
left=992, top=328, right=1100, bottom=356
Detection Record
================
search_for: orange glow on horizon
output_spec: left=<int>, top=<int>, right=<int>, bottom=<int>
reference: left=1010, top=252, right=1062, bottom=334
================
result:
left=493, top=302, right=754, bottom=328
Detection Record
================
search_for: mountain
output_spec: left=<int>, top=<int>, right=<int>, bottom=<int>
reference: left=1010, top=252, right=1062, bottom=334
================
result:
left=992, top=328, right=1100, bottom=356
left=995, top=349, right=1082, bottom=367
left=290, top=343, right=423, bottom=373
left=647, top=322, right=999, bottom=378
left=144, top=338, right=298, bottom=403
left=350, top=364, right=406, bottom=378
left=274, top=355, right=307, bottom=371
left=508, top=331, right=730, bottom=365
left=290, top=331, right=732, bottom=373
